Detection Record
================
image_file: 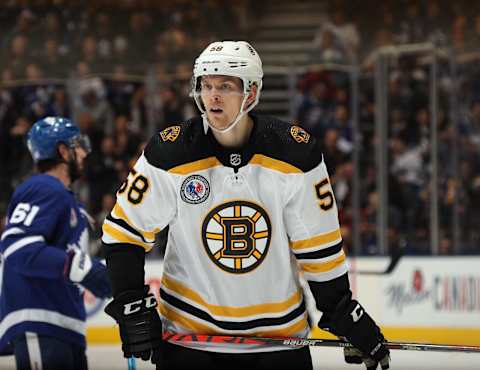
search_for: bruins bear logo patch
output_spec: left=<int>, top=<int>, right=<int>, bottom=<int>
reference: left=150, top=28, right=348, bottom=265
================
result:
left=202, top=200, right=271, bottom=274
left=290, top=126, right=310, bottom=144
left=160, top=126, right=181, bottom=142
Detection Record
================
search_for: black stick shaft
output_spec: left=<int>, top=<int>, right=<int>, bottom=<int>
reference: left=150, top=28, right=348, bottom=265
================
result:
left=163, top=332, right=480, bottom=353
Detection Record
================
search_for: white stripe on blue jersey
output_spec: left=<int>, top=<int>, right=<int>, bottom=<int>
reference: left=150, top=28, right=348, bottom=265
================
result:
left=2, top=236, right=45, bottom=259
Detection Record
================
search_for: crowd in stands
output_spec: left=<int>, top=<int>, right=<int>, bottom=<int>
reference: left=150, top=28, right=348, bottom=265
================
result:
left=1, top=0, right=480, bottom=256
left=300, top=0, right=480, bottom=255
left=309, top=0, right=480, bottom=65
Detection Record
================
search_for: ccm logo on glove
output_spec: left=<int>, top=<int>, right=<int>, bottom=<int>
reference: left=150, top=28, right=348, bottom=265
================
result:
left=123, top=295, right=158, bottom=315
left=351, top=303, right=364, bottom=323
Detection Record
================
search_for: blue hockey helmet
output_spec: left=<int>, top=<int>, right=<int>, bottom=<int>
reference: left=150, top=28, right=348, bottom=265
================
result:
left=27, top=117, right=91, bottom=162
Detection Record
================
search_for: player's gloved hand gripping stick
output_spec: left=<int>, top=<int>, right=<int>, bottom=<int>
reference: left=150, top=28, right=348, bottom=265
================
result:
left=105, top=286, right=163, bottom=363
left=319, top=292, right=390, bottom=370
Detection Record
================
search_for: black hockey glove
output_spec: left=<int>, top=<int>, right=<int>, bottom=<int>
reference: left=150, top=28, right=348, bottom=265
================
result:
left=318, top=293, right=390, bottom=370
left=104, top=286, right=163, bottom=363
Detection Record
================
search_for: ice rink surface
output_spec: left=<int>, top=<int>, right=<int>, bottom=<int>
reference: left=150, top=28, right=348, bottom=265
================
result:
left=0, top=345, right=479, bottom=370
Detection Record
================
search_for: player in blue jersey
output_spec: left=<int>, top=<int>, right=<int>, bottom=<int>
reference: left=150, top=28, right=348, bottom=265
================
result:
left=0, top=117, right=111, bottom=370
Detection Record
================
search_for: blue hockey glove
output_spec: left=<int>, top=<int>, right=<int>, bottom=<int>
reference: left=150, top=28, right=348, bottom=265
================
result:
left=65, top=249, right=112, bottom=298
left=104, top=286, right=163, bottom=363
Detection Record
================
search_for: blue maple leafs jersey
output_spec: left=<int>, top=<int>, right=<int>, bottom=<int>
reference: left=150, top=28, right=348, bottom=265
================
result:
left=0, top=174, right=90, bottom=354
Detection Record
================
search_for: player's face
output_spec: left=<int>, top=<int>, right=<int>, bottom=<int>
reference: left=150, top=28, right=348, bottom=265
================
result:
left=73, top=144, right=88, bottom=172
left=200, top=76, right=245, bottom=131
left=70, top=134, right=91, bottom=172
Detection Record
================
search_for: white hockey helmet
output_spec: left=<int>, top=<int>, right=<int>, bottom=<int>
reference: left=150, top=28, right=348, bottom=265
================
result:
left=192, top=41, right=264, bottom=132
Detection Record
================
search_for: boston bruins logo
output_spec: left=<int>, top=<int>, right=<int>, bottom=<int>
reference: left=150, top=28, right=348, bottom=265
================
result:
left=290, top=125, right=310, bottom=144
left=160, top=125, right=181, bottom=142
left=202, top=200, right=271, bottom=274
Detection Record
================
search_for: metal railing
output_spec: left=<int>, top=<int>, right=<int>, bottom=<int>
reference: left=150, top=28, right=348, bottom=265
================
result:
left=2, top=44, right=480, bottom=255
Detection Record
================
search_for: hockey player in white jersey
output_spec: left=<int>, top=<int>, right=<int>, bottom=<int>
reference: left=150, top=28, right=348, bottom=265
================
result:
left=103, top=41, right=391, bottom=370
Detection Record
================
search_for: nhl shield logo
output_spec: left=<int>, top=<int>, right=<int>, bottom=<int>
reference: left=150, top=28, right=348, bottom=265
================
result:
left=230, top=153, right=241, bottom=166
left=180, top=175, right=210, bottom=204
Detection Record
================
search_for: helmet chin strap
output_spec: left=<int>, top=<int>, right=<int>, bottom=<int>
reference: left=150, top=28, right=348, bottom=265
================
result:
left=202, top=93, right=250, bottom=134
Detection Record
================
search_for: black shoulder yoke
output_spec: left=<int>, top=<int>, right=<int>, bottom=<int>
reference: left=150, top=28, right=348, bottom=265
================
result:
left=144, top=117, right=213, bottom=171
left=252, top=115, right=323, bottom=172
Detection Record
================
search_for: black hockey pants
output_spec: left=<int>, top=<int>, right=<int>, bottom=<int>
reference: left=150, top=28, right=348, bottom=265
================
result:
left=155, top=340, right=313, bottom=370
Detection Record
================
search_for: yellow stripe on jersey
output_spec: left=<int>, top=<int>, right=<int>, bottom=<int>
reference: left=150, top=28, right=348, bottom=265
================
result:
left=102, top=223, right=153, bottom=251
left=168, top=157, right=222, bottom=175
left=162, top=275, right=302, bottom=317
left=299, top=252, right=346, bottom=273
left=255, top=313, right=309, bottom=338
left=111, top=203, right=159, bottom=241
left=249, top=154, right=303, bottom=174
left=160, top=303, right=309, bottom=337
left=290, top=229, right=342, bottom=251
left=159, top=302, right=215, bottom=333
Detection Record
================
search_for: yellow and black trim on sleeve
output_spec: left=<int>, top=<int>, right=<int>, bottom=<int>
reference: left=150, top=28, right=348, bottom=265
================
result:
left=290, top=229, right=348, bottom=281
left=290, top=228, right=342, bottom=252
left=102, top=203, right=159, bottom=251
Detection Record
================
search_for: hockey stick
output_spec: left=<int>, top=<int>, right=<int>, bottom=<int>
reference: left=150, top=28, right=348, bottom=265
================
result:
left=353, top=246, right=404, bottom=276
left=127, top=356, right=136, bottom=370
left=162, top=332, right=480, bottom=353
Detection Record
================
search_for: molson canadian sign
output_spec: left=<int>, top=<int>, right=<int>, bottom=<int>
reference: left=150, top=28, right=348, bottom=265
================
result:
left=382, top=257, right=480, bottom=326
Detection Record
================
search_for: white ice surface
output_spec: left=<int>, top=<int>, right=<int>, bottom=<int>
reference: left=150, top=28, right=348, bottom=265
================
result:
left=0, top=345, right=479, bottom=369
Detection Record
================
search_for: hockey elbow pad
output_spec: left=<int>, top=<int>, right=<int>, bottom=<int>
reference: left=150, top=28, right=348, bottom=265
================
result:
left=105, top=286, right=163, bottom=362
left=330, top=293, right=390, bottom=365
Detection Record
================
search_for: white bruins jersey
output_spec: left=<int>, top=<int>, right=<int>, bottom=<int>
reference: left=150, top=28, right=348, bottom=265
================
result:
left=102, top=115, right=348, bottom=353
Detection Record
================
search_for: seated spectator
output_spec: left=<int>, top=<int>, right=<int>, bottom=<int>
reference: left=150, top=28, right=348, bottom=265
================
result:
left=316, top=8, right=360, bottom=62
left=310, top=29, right=347, bottom=64
left=321, top=128, right=351, bottom=176
left=8, top=34, right=30, bottom=80
left=75, top=77, right=114, bottom=135
left=39, top=38, right=68, bottom=78
left=296, top=76, right=335, bottom=139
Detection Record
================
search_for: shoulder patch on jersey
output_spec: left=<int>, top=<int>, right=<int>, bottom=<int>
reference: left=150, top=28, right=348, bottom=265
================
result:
left=252, top=115, right=323, bottom=173
left=144, top=117, right=214, bottom=171
left=290, top=125, right=311, bottom=144
left=160, top=125, right=181, bottom=142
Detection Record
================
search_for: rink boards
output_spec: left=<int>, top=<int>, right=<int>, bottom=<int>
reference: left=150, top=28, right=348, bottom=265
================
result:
left=85, top=256, right=480, bottom=346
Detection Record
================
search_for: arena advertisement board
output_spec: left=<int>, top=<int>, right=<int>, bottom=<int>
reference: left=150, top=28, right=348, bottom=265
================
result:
left=85, top=257, right=480, bottom=345
left=382, top=257, right=480, bottom=327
